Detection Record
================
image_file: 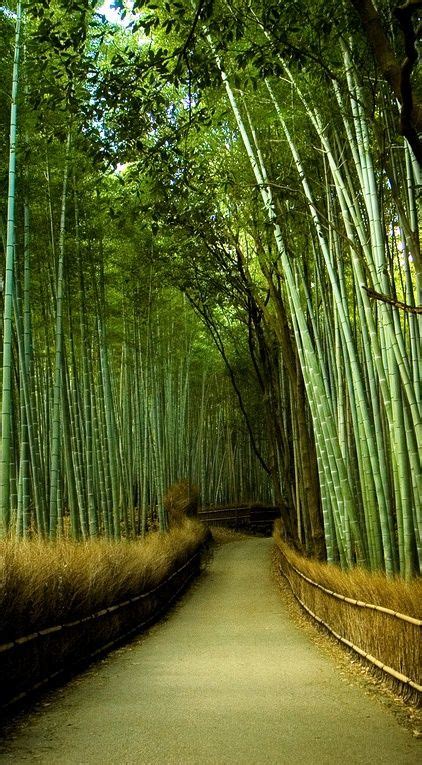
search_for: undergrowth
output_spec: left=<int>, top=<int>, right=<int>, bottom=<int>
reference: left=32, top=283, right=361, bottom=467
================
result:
left=211, top=526, right=252, bottom=545
left=274, top=521, right=421, bottom=702
left=0, top=520, right=207, bottom=644
left=274, top=522, right=421, bottom=618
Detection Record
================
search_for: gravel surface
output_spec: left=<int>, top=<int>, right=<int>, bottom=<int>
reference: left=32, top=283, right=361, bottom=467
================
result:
left=0, top=538, right=420, bottom=764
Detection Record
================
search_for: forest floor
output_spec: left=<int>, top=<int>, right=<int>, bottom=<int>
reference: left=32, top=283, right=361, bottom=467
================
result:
left=0, top=537, right=420, bottom=764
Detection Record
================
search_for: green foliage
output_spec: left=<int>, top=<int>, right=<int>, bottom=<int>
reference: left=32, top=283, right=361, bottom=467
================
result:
left=0, top=0, right=420, bottom=575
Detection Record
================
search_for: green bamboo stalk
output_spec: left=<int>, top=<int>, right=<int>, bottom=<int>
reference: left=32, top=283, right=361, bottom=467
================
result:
left=49, top=132, right=71, bottom=538
left=1, top=0, right=22, bottom=535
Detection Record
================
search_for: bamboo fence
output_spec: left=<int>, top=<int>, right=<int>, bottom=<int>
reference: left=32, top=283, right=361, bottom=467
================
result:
left=277, top=543, right=421, bottom=702
left=0, top=537, right=210, bottom=711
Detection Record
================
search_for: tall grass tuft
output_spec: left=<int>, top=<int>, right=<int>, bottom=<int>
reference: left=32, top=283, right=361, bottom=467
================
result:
left=0, top=520, right=207, bottom=644
left=274, top=522, right=421, bottom=617
left=164, top=481, right=199, bottom=526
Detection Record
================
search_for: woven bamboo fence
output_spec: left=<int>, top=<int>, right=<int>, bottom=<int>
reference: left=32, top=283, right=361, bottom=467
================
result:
left=276, top=541, right=421, bottom=702
left=0, top=539, right=209, bottom=711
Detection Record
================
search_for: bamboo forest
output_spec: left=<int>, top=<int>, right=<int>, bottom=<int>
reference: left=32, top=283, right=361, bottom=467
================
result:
left=1, top=0, right=421, bottom=575
left=1, top=1, right=422, bottom=757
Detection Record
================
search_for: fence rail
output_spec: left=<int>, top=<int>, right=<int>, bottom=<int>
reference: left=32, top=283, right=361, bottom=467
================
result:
left=0, top=549, right=201, bottom=657
left=277, top=544, right=421, bottom=699
left=0, top=543, right=207, bottom=711
left=286, top=559, right=422, bottom=627
left=198, top=504, right=279, bottom=533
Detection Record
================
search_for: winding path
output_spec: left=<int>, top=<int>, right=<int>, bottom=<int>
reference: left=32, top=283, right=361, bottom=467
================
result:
left=0, top=539, right=419, bottom=764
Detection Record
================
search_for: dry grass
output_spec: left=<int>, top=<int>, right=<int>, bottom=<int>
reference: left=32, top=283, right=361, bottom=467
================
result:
left=274, top=521, right=422, bottom=618
left=274, top=521, right=421, bottom=699
left=0, top=520, right=207, bottom=645
left=271, top=548, right=422, bottom=735
left=211, top=527, right=253, bottom=545
left=164, top=481, right=199, bottom=526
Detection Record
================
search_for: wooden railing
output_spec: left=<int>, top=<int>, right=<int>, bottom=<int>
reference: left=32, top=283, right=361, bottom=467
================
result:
left=276, top=542, right=421, bottom=701
left=198, top=504, right=279, bottom=534
left=0, top=539, right=210, bottom=712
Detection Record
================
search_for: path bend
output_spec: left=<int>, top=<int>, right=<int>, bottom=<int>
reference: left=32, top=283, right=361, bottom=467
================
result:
left=0, top=538, right=419, bottom=764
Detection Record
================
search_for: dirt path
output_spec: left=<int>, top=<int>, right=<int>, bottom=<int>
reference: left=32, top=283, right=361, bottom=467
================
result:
left=0, top=538, right=420, bottom=764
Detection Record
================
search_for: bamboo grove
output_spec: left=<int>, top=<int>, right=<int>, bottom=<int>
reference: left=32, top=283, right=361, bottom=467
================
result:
left=0, top=0, right=420, bottom=578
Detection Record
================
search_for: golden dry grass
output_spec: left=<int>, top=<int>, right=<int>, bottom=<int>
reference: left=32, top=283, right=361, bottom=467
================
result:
left=164, top=481, right=199, bottom=526
left=273, top=521, right=421, bottom=697
left=0, top=520, right=207, bottom=645
left=273, top=521, right=422, bottom=618
left=211, top=527, right=252, bottom=545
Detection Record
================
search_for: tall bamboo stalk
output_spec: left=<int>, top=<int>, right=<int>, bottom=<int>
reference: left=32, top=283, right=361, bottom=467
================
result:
left=1, top=0, right=22, bottom=535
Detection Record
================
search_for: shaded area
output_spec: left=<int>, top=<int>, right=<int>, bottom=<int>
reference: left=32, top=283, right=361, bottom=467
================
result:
left=198, top=504, right=279, bottom=534
left=0, top=543, right=205, bottom=712
left=0, top=539, right=420, bottom=764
